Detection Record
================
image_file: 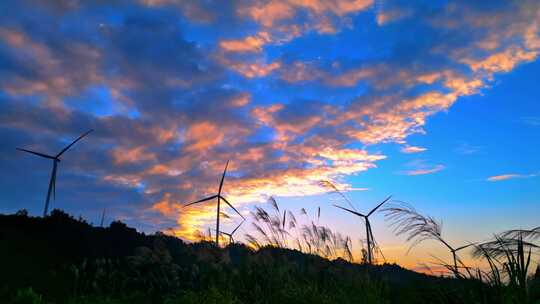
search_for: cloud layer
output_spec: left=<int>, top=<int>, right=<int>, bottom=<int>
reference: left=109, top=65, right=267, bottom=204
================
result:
left=0, top=0, right=539, bottom=239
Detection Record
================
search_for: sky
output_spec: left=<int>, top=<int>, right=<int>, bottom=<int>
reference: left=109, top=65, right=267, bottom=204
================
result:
left=0, top=0, right=539, bottom=271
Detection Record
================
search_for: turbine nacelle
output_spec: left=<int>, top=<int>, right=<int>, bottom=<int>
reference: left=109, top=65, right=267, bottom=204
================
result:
left=333, top=196, right=391, bottom=219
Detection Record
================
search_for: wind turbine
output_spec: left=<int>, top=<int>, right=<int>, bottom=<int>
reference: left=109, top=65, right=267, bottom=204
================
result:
left=334, top=196, right=392, bottom=264
left=217, top=218, right=246, bottom=245
left=184, top=161, right=244, bottom=246
left=17, top=129, right=94, bottom=217
left=440, top=241, right=476, bottom=274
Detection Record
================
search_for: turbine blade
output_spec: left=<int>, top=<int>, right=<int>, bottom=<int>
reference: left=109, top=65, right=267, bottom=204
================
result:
left=16, top=148, right=55, bottom=159
left=231, top=218, right=245, bottom=235
left=334, top=204, right=366, bottom=217
left=212, top=228, right=231, bottom=237
left=56, top=129, right=93, bottom=158
left=220, top=196, right=244, bottom=219
left=184, top=194, right=218, bottom=207
left=367, top=195, right=392, bottom=217
left=218, top=160, right=229, bottom=195
left=454, top=243, right=476, bottom=252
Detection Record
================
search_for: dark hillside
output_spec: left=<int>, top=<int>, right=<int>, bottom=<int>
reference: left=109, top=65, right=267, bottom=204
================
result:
left=0, top=210, right=503, bottom=304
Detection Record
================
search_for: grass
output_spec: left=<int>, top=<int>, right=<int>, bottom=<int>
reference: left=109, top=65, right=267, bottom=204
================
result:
left=0, top=206, right=538, bottom=304
left=244, top=197, right=354, bottom=262
left=381, top=202, right=540, bottom=302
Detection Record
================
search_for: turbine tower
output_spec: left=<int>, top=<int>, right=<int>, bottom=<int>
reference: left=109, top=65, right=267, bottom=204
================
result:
left=184, top=161, right=244, bottom=246
left=17, top=129, right=94, bottom=217
left=334, top=196, right=392, bottom=264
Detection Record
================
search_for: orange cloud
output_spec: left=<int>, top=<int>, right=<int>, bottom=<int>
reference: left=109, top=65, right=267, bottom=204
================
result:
left=150, top=193, right=181, bottom=217
left=236, top=0, right=373, bottom=49
left=220, top=32, right=272, bottom=53
left=326, top=67, right=375, bottom=87
left=227, top=60, right=281, bottom=78
left=229, top=93, right=251, bottom=107
left=343, top=88, right=465, bottom=145
left=376, top=7, right=412, bottom=25
left=146, top=164, right=182, bottom=176
left=252, top=103, right=284, bottom=125
left=0, top=27, right=103, bottom=108
left=462, top=46, right=538, bottom=73
left=184, top=121, right=225, bottom=152
left=0, top=28, right=26, bottom=46
left=238, top=0, right=373, bottom=28
left=289, top=0, right=373, bottom=16
left=112, top=146, right=156, bottom=165
left=318, top=147, right=386, bottom=162
left=239, top=1, right=296, bottom=27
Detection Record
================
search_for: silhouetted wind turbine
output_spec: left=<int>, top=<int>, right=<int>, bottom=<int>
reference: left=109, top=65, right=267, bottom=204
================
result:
left=217, top=218, right=246, bottom=245
left=17, top=129, right=93, bottom=217
left=184, top=161, right=244, bottom=246
left=334, top=196, right=392, bottom=264
left=440, top=241, right=476, bottom=273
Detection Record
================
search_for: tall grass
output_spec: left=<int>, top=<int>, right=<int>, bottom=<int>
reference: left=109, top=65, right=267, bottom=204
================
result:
left=382, top=202, right=540, bottom=302
left=382, top=202, right=472, bottom=276
left=471, top=230, right=539, bottom=300
left=245, top=197, right=354, bottom=262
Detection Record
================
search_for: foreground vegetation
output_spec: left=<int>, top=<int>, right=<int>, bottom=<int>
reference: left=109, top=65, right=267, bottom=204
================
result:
left=1, top=210, right=539, bottom=304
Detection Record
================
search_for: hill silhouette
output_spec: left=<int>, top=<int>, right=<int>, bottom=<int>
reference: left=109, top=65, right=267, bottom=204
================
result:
left=0, top=210, right=537, bottom=304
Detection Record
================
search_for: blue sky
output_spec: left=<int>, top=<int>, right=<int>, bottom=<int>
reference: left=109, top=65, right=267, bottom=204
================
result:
left=0, top=0, right=539, bottom=269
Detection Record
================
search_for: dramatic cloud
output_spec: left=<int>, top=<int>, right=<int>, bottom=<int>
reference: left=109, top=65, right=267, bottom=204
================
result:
left=1, top=0, right=539, bottom=240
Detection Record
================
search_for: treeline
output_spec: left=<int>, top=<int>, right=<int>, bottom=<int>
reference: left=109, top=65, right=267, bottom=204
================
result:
left=0, top=210, right=538, bottom=304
